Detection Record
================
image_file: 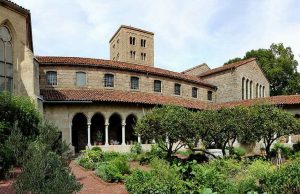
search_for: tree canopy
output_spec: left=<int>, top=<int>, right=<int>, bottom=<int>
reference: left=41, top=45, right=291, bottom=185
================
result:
left=224, top=43, right=300, bottom=96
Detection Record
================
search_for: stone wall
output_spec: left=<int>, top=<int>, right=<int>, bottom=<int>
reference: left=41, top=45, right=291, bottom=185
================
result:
left=0, top=4, right=39, bottom=104
left=202, top=61, right=270, bottom=103
left=39, top=65, right=215, bottom=102
left=182, top=63, right=210, bottom=77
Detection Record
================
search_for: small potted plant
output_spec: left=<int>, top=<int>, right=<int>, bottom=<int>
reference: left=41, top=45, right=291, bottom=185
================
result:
left=95, top=131, right=103, bottom=145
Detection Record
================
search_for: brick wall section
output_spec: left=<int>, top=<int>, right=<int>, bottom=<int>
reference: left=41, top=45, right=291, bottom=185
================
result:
left=182, top=64, right=210, bottom=77
left=110, top=26, right=154, bottom=66
left=39, top=66, right=215, bottom=102
left=202, top=60, right=269, bottom=103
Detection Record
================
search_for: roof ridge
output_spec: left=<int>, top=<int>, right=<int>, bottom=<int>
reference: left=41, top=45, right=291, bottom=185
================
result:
left=181, top=63, right=208, bottom=73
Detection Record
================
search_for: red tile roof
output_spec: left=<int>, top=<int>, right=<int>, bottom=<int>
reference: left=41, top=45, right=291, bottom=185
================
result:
left=181, top=63, right=208, bottom=74
left=41, top=89, right=209, bottom=110
left=199, top=58, right=256, bottom=77
left=36, top=56, right=216, bottom=89
left=212, top=95, right=300, bottom=109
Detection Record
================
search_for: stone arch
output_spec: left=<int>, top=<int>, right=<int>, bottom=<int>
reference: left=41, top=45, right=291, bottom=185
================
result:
left=91, top=113, right=105, bottom=145
left=108, top=113, right=122, bottom=145
left=125, top=114, right=138, bottom=145
left=72, top=113, right=87, bottom=153
left=0, top=19, right=17, bottom=43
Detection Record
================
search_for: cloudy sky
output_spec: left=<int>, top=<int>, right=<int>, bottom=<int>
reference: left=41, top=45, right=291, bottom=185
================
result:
left=15, top=0, right=300, bottom=72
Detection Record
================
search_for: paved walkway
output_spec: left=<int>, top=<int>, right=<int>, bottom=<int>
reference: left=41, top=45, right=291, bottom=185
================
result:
left=70, top=161, right=128, bottom=194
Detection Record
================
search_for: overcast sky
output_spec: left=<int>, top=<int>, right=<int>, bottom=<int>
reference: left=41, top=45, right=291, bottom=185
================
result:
left=15, top=0, right=300, bottom=72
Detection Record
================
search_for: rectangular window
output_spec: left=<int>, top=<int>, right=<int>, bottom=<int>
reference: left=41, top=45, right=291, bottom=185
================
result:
left=154, top=80, right=162, bottom=92
left=46, top=71, right=57, bottom=85
left=174, top=83, right=181, bottom=95
left=207, top=91, right=213, bottom=101
left=130, top=76, right=139, bottom=90
left=76, top=72, right=86, bottom=87
left=192, top=87, right=198, bottom=98
left=104, top=74, right=114, bottom=87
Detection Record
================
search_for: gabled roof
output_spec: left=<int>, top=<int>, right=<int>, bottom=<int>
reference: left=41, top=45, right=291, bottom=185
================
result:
left=41, top=89, right=209, bottom=110
left=109, top=25, right=154, bottom=43
left=181, top=63, right=209, bottom=74
left=0, top=0, right=33, bottom=51
left=199, top=58, right=256, bottom=77
left=212, top=95, right=300, bottom=109
left=37, top=56, right=217, bottom=89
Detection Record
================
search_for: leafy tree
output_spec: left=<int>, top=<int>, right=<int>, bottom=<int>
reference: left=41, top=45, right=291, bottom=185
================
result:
left=224, top=57, right=243, bottom=65
left=224, top=43, right=300, bottom=96
left=249, top=105, right=300, bottom=155
left=135, top=106, right=195, bottom=159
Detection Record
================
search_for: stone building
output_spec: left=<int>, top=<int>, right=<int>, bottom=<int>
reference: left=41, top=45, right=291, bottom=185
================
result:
left=1, top=0, right=300, bottom=153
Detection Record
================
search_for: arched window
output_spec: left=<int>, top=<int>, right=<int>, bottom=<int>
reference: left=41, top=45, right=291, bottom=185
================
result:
left=250, top=81, right=253, bottom=99
left=262, top=86, right=265, bottom=97
left=246, top=79, right=249, bottom=99
left=256, top=84, right=259, bottom=98
left=242, top=77, right=245, bottom=100
left=104, top=73, right=114, bottom=87
left=0, top=26, right=13, bottom=92
left=76, top=72, right=86, bottom=87
left=46, top=71, right=57, bottom=85
left=259, top=85, right=262, bottom=97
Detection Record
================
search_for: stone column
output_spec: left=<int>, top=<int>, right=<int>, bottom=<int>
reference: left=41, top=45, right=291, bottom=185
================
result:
left=138, top=134, right=141, bottom=144
left=122, top=120, right=126, bottom=145
left=288, top=135, right=292, bottom=144
left=105, top=119, right=109, bottom=146
left=87, top=122, right=91, bottom=147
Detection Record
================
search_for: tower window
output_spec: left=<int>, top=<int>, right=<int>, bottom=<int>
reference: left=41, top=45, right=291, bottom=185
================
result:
left=207, top=91, right=213, bottom=101
left=141, top=39, right=146, bottom=47
left=130, top=36, right=136, bottom=45
left=154, top=80, right=162, bottom=92
left=141, top=53, right=146, bottom=61
left=104, top=73, right=114, bottom=87
left=130, top=76, right=139, bottom=90
left=174, top=83, right=181, bottom=95
left=192, top=87, right=198, bottom=98
left=46, top=71, right=57, bottom=85
left=130, top=51, right=136, bottom=59
left=76, top=72, right=86, bottom=87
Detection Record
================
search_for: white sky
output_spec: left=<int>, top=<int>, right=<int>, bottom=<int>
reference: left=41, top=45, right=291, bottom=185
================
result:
left=15, top=0, right=300, bottom=72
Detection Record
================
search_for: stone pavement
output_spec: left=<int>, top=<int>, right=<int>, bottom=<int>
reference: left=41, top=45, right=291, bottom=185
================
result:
left=70, top=161, right=128, bottom=194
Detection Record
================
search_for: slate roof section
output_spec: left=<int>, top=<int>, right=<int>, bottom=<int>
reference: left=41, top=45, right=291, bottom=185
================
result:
left=199, top=58, right=256, bottom=77
left=41, top=89, right=209, bottom=110
left=36, top=56, right=217, bottom=89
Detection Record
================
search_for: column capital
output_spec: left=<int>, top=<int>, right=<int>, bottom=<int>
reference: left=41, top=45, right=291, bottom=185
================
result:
left=105, top=122, right=109, bottom=126
left=87, top=122, right=91, bottom=126
left=122, top=120, right=126, bottom=126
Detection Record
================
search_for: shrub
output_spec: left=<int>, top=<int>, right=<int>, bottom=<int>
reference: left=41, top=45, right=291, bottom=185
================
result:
left=76, top=148, right=103, bottom=170
left=261, top=160, right=300, bottom=193
left=126, top=158, right=185, bottom=194
left=95, top=157, right=130, bottom=182
left=270, top=142, right=294, bottom=159
left=130, top=142, right=142, bottom=155
left=14, top=142, right=82, bottom=194
left=233, top=147, right=246, bottom=158
left=102, top=151, right=121, bottom=162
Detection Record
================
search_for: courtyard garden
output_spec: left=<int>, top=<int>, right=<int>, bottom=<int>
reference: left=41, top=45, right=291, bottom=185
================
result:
left=1, top=92, right=300, bottom=193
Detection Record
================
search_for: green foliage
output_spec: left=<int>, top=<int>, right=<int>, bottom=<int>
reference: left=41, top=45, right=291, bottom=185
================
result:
left=126, top=158, right=185, bottom=194
left=137, top=144, right=166, bottom=165
left=261, top=160, right=300, bottom=193
left=77, top=147, right=103, bottom=170
left=232, top=147, right=247, bottom=159
left=271, top=142, right=294, bottom=159
left=130, top=142, right=142, bottom=155
left=14, top=142, right=82, bottom=194
left=102, top=151, right=122, bottom=162
left=224, top=43, right=300, bottom=95
left=95, top=157, right=130, bottom=182
left=135, top=105, right=195, bottom=159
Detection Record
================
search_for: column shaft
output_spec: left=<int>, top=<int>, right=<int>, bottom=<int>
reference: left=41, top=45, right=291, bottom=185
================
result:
left=122, top=120, right=126, bottom=145
left=105, top=119, right=109, bottom=146
left=87, top=122, right=91, bottom=147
